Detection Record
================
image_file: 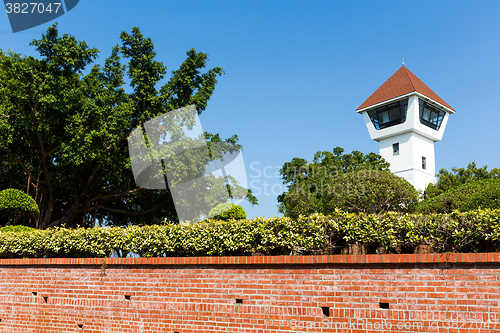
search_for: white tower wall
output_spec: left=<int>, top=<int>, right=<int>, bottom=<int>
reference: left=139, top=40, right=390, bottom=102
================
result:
left=379, top=132, right=436, bottom=192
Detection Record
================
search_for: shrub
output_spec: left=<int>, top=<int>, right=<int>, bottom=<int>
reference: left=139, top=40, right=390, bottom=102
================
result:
left=0, top=189, right=39, bottom=225
left=416, top=179, right=500, bottom=214
left=209, top=203, right=246, bottom=220
left=0, top=225, right=35, bottom=233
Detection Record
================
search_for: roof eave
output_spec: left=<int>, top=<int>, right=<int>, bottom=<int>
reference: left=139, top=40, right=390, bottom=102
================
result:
left=356, top=92, right=416, bottom=113
left=415, top=92, right=455, bottom=114
left=356, top=91, right=455, bottom=114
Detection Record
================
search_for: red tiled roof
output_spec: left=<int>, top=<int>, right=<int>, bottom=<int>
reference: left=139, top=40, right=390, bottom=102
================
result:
left=357, top=66, right=454, bottom=111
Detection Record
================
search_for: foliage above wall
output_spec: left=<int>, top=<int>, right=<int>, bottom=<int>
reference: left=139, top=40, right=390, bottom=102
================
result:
left=277, top=147, right=398, bottom=218
left=0, top=209, right=499, bottom=258
left=424, top=162, right=500, bottom=199
left=276, top=147, right=420, bottom=218
left=417, top=179, right=500, bottom=213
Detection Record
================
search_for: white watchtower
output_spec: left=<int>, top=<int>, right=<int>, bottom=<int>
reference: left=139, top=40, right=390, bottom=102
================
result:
left=357, top=66, right=455, bottom=192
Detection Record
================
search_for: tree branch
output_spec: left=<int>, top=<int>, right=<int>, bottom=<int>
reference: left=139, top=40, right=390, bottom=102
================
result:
left=96, top=198, right=172, bottom=216
left=0, top=148, right=44, bottom=184
left=89, top=186, right=143, bottom=202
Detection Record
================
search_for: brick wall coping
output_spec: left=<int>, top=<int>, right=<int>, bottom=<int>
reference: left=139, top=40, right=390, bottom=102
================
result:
left=0, top=252, right=499, bottom=266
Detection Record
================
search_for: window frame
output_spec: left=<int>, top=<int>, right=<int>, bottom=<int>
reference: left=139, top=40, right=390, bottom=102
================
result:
left=367, top=98, right=409, bottom=130
left=419, top=99, right=446, bottom=131
left=393, top=143, right=399, bottom=156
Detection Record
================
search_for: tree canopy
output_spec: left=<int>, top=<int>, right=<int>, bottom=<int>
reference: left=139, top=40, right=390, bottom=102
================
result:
left=0, top=24, right=256, bottom=228
left=423, top=162, right=500, bottom=199
left=277, top=147, right=400, bottom=218
left=418, top=179, right=500, bottom=213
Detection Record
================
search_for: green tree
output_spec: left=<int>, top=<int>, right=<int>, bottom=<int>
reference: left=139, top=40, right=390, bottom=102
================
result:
left=0, top=24, right=256, bottom=228
left=322, top=170, right=418, bottom=214
left=417, top=179, right=500, bottom=213
left=278, top=147, right=396, bottom=218
left=424, top=162, right=500, bottom=199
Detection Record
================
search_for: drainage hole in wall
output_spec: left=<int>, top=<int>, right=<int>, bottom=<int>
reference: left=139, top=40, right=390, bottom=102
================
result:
left=77, top=324, right=83, bottom=329
left=125, top=295, right=131, bottom=301
left=32, top=292, right=37, bottom=296
left=235, top=299, right=243, bottom=304
left=321, top=306, right=330, bottom=317
left=43, top=297, right=48, bottom=303
left=379, top=302, right=389, bottom=309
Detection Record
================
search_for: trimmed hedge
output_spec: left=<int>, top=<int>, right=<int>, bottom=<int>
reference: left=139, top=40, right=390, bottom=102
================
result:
left=0, top=209, right=499, bottom=258
left=417, top=179, right=500, bottom=213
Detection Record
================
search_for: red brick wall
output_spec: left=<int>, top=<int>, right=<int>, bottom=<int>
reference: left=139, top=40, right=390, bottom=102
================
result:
left=0, top=254, right=499, bottom=332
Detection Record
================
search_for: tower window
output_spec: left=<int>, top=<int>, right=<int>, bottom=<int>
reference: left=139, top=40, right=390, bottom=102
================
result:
left=422, top=157, right=426, bottom=169
left=393, top=143, right=399, bottom=156
left=419, top=99, right=446, bottom=130
left=368, top=98, right=408, bottom=130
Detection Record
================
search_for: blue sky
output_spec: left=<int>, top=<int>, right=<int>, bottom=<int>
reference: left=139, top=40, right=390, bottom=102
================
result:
left=1, top=0, right=500, bottom=219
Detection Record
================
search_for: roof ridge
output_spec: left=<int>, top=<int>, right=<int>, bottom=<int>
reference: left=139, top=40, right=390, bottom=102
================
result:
left=403, top=66, right=417, bottom=92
